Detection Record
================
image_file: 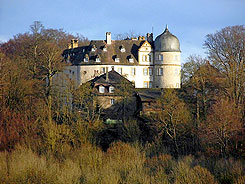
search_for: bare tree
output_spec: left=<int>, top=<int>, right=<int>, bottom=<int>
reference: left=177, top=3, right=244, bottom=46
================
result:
left=181, top=55, right=205, bottom=85
left=114, top=30, right=142, bottom=40
left=204, top=25, right=245, bottom=119
left=150, top=89, right=191, bottom=154
left=199, top=99, right=242, bottom=157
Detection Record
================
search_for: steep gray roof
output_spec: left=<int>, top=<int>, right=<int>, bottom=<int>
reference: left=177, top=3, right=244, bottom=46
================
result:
left=154, top=27, right=180, bottom=52
left=90, top=70, right=133, bottom=86
left=63, top=39, right=147, bottom=65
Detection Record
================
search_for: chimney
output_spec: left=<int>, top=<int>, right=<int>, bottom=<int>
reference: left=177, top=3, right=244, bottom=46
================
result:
left=138, top=36, right=145, bottom=41
left=106, top=67, right=109, bottom=82
left=147, top=33, right=153, bottom=43
left=71, top=39, right=78, bottom=49
left=106, top=32, right=111, bottom=45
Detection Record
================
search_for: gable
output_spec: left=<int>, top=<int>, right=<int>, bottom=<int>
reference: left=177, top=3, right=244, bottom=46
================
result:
left=138, top=40, right=152, bottom=52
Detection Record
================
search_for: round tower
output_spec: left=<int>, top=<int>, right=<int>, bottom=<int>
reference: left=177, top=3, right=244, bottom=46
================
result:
left=153, top=26, right=181, bottom=88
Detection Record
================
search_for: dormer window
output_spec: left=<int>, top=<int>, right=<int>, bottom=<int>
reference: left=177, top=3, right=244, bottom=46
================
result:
left=99, top=85, right=105, bottom=93
left=103, top=46, right=107, bottom=52
left=84, top=54, right=89, bottom=62
left=95, top=55, right=101, bottom=62
left=109, top=86, right=115, bottom=93
left=115, top=57, right=120, bottom=63
left=128, top=55, right=134, bottom=63
left=120, top=46, right=125, bottom=52
left=91, top=45, right=96, bottom=52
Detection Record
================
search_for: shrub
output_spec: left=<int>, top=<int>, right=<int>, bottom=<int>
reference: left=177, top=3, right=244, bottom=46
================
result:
left=145, top=154, right=174, bottom=175
left=212, top=158, right=244, bottom=184
left=173, top=156, right=217, bottom=184
left=6, top=146, right=58, bottom=184
left=235, top=176, right=245, bottom=184
left=0, top=151, right=8, bottom=183
left=106, top=142, right=149, bottom=183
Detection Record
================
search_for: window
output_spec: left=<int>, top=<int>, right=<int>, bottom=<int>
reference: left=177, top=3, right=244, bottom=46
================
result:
left=142, top=55, right=150, bottom=62
left=144, top=81, right=148, bottom=88
left=147, top=55, right=150, bottom=62
left=110, top=99, right=115, bottom=105
left=101, top=67, right=105, bottom=73
left=149, top=54, right=152, bottom=62
left=115, top=58, right=120, bottom=62
left=129, top=58, right=134, bottom=63
left=120, top=47, right=125, bottom=52
left=149, top=81, right=153, bottom=88
left=158, top=54, right=163, bottom=61
left=149, top=68, right=153, bottom=76
left=84, top=57, right=89, bottom=62
left=117, top=68, right=122, bottom=75
left=131, top=68, right=136, bottom=76
left=158, top=68, right=163, bottom=76
left=109, top=86, right=115, bottom=93
left=143, top=68, right=148, bottom=76
left=96, top=57, right=101, bottom=62
left=99, top=86, right=105, bottom=93
left=91, top=45, right=96, bottom=52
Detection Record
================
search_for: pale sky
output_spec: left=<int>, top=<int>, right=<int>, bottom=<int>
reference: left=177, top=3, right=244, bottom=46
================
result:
left=0, top=0, right=244, bottom=62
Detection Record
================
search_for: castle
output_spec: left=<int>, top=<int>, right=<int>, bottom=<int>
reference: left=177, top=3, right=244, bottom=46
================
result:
left=62, top=26, right=181, bottom=89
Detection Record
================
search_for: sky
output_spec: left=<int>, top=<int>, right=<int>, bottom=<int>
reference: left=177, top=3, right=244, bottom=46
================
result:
left=0, top=0, right=244, bottom=63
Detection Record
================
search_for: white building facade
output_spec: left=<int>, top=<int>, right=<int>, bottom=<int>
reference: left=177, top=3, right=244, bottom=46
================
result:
left=62, top=27, right=181, bottom=88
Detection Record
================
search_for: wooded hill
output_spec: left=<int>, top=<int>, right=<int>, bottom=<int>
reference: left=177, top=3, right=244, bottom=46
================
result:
left=0, top=22, right=244, bottom=184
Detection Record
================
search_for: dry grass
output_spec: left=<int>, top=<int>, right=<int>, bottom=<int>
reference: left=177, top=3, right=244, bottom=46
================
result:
left=0, top=143, right=244, bottom=184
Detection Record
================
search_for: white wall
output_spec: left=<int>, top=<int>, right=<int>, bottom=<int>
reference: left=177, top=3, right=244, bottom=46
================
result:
left=64, top=65, right=154, bottom=88
left=154, top=51, right=181, bottom=88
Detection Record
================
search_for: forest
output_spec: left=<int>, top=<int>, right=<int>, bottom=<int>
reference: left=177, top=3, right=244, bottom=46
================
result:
left=0, top=22, right=244, bottom=184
